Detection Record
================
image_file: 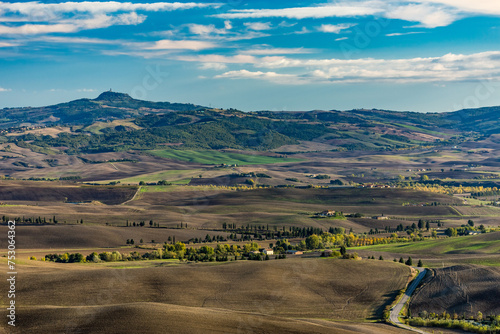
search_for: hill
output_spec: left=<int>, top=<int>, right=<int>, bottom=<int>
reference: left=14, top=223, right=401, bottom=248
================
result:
left=8, top=258, right=411, bottom=333
left=0, top=91, right=205, bottom=127
left=409, top=264, right=500, bottom=317
left=1, top=90, right=493, bottom=154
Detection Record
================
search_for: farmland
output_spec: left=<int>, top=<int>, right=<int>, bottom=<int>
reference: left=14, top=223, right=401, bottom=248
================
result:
left=409, top=265, right=500, bottom=318
left=1, top=93, right=500, bottom=333
left=148, top=149, right=302, bottom=165
left=4, top=258, right=413, bottom=334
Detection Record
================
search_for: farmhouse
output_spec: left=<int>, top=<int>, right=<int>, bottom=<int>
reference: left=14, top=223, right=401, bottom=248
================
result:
left=322, top=250, right=333, bottom=257
left=286, top=250, right=303, bottom=255
left=373, top=214, right=389, bottom=220
left=316, top=210, right=336, bottom=217
left=260, top=248, right=274, bottom=255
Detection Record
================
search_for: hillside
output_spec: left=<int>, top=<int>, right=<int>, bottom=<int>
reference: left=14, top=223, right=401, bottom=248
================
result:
left=7, top=258, right=411, bottom=333
left=2, top=91, right=500, bottom=155
left=410, top=265, right=500, bottom=317
left=0, top=91, right=205, bottom=127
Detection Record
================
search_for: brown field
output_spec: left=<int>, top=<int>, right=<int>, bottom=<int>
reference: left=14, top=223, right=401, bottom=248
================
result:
left=11, top=304, right=416, bottom=334
left=5, top=126, right=73, bottom=138
left=409, top=265, right=500, bottom=317
left=2, top=258, right=411, bottom=333
left=0, top=185, right=468, bottom=235
left=0, top=225, right=230, bottom=252
left=0, top=182, right=137, bottom=205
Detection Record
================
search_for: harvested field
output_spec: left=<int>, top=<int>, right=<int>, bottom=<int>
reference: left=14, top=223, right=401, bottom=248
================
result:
left=8, top=258, right=410, bottom=323
left=0, top=225, right=230, bottom=250
left=11, top=303, right=414, bottom=334
left=0, top=184, right=137, bottom=205
left=453, top=205, right=500, bottom=216
left=410, top=265, right=500, bottom=317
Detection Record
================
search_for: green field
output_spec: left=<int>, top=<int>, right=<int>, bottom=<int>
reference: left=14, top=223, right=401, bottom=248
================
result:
left=352, top=232, right=500, bottom=255
left=106, top=169, right=202, bottom=185
left=393, top=123, right=449, bottom=136
left=149, top=150, right=302, bottom=165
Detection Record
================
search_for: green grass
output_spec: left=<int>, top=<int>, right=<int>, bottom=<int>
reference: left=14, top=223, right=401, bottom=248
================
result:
left=393, top=123, right=449, bottom=136
left=84, top=119, right=142, bottom=134
left=139, top=184, right=231, bottom=193
left=352, top=233, right=500, bottom=255
left=461, top=258, right=500, bottom=266
left=102, top=169, right=203, bottom=184
left=148, top=149, right=302, bottom=165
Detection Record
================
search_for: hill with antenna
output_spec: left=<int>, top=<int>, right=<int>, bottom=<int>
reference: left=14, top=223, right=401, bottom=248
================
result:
left=0, top=91, right=206, bottom=127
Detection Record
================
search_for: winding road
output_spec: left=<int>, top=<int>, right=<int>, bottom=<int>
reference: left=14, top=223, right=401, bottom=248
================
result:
left=389, top=267, right=429, bottom=334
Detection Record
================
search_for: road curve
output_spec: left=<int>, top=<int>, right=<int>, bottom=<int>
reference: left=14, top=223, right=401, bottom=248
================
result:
left=389, top=267, right=429, bottom=334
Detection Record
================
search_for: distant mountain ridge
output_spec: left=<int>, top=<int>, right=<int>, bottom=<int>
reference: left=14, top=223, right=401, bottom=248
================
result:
left=1, top=91, right=499, bottom=154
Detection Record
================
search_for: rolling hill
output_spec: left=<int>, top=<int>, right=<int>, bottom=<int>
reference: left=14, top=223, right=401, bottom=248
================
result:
left=1, top=91, right=499, bottom=155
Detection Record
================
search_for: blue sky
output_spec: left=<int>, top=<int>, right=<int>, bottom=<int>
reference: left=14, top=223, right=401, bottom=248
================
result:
left=1, top=0, right=500, bottom=112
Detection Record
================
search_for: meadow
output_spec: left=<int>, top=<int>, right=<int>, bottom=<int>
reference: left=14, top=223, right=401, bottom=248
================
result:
left=148, top=149, right=302, bottom=165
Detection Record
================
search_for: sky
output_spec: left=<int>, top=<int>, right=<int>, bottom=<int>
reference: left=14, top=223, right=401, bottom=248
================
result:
left=1, top=0, right=500, bottom=112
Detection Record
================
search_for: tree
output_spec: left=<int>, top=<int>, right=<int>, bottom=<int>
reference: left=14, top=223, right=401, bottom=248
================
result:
left=340, top=245, right=347, bottom=256
left=431, top=230, right=437, bottom=238
left=417, top=259, right=423, bottom=267
left=405, top=257, right=413, bottom=266
left=399, top=257, right=404, bottom=263
left=140, top=238, right=144, bottom=243
left=420, top=175, right=429, bottom=181
left=379, top=255, right=384, bottom=260
left=467, top=219, right=474, bottom=227
left=305, top=234, right=320, bottom=250
left=139, top=181, right=146, bottom=186
left=445, top=227, right=457, bottom=237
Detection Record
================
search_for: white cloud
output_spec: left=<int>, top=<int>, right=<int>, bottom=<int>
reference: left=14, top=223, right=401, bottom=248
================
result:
left=178, top=54, right=256, bottom=64
left=188, top=24, right=228, bottom=36
left=214, top=4, right=382, bottom=19
left=0, top=87, right=11, bottom=92
left=224, top=20, right=232, bottom=30
left=213, top=0, right=500, bottom=29
left=335, top=37, right=349, bottom=41
left=0, top=41, right=18, bottom=47
left=206, top=51, right=500, bottom=85
left=241, top=47, right=315, bottom=55
left=215, top=69, right=299, bottom=84
left=0, top=11, right=147, bottom=35
left=414, top=0, right=500, bottom=15
left=37, top=36, right=112, bottom=44
left=0, top=23, right=77, bottom=35
left=77, top=88, right=96, bottom=92
left=199, top=62, right=228, bottom=70
left=147, top=39, right=217, bottom=50
left=0, top=2, right=218, bottom=16
left=385, top=4, right=458, bottom=28
left=386, top=31, right=425, bottom=37
left=0, top=2, right=218, bottom=35
left=244, top=22, right=272, bottom=31
left=317, top=23, right=355, bottom=34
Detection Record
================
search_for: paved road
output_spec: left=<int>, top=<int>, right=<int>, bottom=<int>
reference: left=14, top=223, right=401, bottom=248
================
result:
left=389, top=267, right=429, bottom=334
